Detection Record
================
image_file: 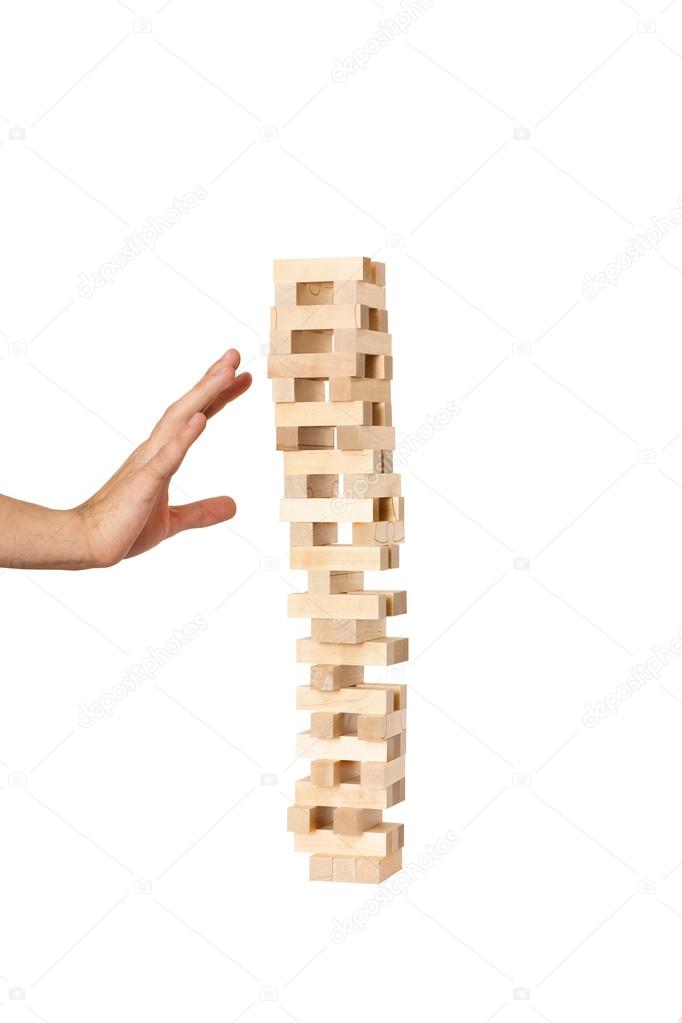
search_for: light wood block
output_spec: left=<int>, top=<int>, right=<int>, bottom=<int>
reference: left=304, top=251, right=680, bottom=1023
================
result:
left=287, top=805, right=334, bottom=833
left=296, top=730, right=403, bottom=763
left=330, top=378, right=392, bottom=403
left=269, top=329, right=332, bottom=355
left=296, top=684, right=400, bottom=715
left=297, top=636, right=408, bottom=667
left=272, top=304, right=369, bottom=332
left=311, top=618, right=386, bottom=643
left=361, top=756, right=406, bottom=788
left=272, top=379, right=325, bottom=403
left=296, top=776, right=404, bottom=809
left=357, top=710, right=405, bottom=740
left=307, top=571, right=364, bottom=594
left=343, top=474, right=401, bottom=499
left=281, top=498, right=375, bottom=523
left=333, top=280, right=386, bottom=309
left=309, top=854, right=333, bottom=880
left=276, top=426, right=334, bottom=451
left=309, top=851, right=403, bottom=883
left=352, top=521, right=405, bottom=545
left=334, top=329, right=392, bottom=355
left=291, top=544, right=399, bottom=571
left=288, top=592, right=387, bottom=620
left=290, top=522, right=337, bottom=547
left=283, top=449, right=389, bottom=475
left=310, top=760, right=358, bottom=786
left=337, top=425, right=396, bottom=450
left=268, top=352, right=363, bottom=378
left=356, top=849, right=402, bottom=883
left=273, top=256, right=371, bottom=283
left=333, top=807, right=383, bottom=835
left=310, top=711, right=356, bottom=739
left=310, top=664, right=364, bottom=691
left=275, top=401, right=371, bottom=428
left=295, top=822, right=403, bottom=857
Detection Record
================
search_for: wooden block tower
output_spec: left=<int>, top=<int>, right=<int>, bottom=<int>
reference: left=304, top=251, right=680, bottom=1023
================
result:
left=269, top=256, right=407, bottom=883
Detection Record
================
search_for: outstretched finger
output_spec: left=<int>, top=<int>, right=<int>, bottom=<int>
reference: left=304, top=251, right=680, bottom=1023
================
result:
left=203, top=371, right=252, bottom=420
left=139, top=412, right=207, bottom=499
left=149, top=349, right=241, bottom=449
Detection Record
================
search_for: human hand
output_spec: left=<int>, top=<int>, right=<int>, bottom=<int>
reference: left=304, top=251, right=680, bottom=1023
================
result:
left=0, top=349, right=251, bottom=570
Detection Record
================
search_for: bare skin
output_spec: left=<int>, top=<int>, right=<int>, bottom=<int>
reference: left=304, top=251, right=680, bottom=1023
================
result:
left=0, top=348, right=252, bottom=570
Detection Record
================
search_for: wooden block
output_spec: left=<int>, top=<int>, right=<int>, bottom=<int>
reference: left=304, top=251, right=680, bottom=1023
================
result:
left=343, top=473, right=401, bottom=499
left=365, top=354, right=393, bottom=379
left=273, top=257, right=371, bottom=283
left=361, top=756, right=405, bottom=788
left=333, top=807, right=383, bottom=835
left=288, top=592, right=387, bottom=620
left=268, top=352, right=363, bottom=378
left=363, top=589, right=407, bottom=616
left=330, top=378, right=392, bottom=402
left=334, top=329, right=392, bottom=355
left=307, top=571, right=364, bottom=594
left=311, top=618, right=386, bottom=643
left=294, top=821, right=403, bottom=857
left=272, top=378, right=325, bottom=403
left=369, top=309, right=389, bottom=332
left=269, top=330, right=332, bottom=355
left=298, top=636, right=408, bottom=667
left=280, top=498, right=375, bottom=523
left=310, top=759, right=358, bottom=786
left=296, top=730, right=401, bottom=763
left=276, top=426, right=334, bottom=451
left=370, top=261, right=386, bottom=287
left=310, top=711, right=356, bottom=738
left=274, top=283, right=297, bottom=305
left=296, top=776, right=403, bottom=809
left=310, top=664, right=363, bottom=691
left=284, top=475, right=338, bottom=499
left=357, top=710, right=405, bottom=740
left=333, top=280, right=386, bottom=309
left=283, top=449, right=385, bottom=475
left=272, top=305, right=369, bottom=332
left=296, top=281, right=334, bottom=305
left=356, top=848, right=402, bottom=883
left=275, top=401, right=371, bottom=428
left=332, top=856, right=357, bottom=882
left=352, top=521, right=405, bottom=546
left=337, top=426, right=395, bottom=450
left=372, top=402, right=392, bottom=426
left=290, top=522, right=337, bottom=547
left=309, top=854, right=333, bottom=881
left=291, top=544, right=398, bottom=571
left=297, top=684, right=396, bottom=714
left=287, top=805, right=334, bottom=833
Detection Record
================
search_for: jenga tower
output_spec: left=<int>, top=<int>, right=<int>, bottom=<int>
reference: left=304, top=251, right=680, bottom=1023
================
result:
left=269, top=256, right=407, bottom=883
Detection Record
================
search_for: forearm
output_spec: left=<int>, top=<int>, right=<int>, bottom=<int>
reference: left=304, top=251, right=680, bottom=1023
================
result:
left=0, top=495, right=93, bottom=570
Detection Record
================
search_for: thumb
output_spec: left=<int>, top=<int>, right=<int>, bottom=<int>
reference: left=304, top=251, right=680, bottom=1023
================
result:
left=168, top=496, right=237, bottom=536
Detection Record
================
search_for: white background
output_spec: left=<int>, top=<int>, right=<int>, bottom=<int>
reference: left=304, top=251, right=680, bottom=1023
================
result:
left=1, top=0, right=682, bottom=1019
